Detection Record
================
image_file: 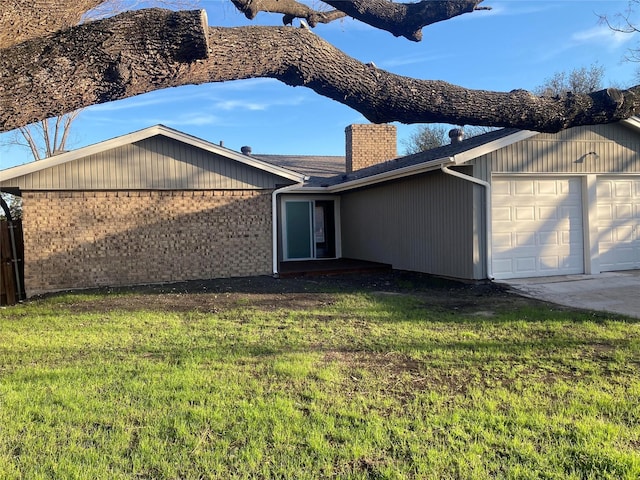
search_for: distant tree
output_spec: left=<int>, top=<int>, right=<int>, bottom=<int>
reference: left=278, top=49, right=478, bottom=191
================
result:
left=402, top=124, right=497, bottom=155
left=402, top=125, right=449, bottom=154
left=599, top=1, right=640, bottom=62
left=404, top=65, right=606, bottom=156
left=4, top=111, right=81, bottom=161
left=535, top=64, right=605, bottom=97
left=0, top=193, right=21, bottom=220
left=599, top=2, right=640, bottom=82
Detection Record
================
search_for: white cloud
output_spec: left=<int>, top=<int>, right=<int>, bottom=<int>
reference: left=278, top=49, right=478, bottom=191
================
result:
left=476, top=1, right=558, bottom=18
left=572, top=25, right=632, bottom=48
left=213, top=95, right=306, bottom=111
left=381, top=52, right=453, bottom=69
left=214, top=100, right=268, bottom=111
left=152, top=114, right=220, bottom=127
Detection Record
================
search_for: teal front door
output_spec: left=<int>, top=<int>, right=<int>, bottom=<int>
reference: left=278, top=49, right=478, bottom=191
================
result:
left=285, top=201, right=313, bottom=259
left=284, top=200, right=336, bottom=260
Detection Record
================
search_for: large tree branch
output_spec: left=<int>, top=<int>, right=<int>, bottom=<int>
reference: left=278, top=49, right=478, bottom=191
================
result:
left=187, top=27, right=640, bottom=132
left=2, top=18, right=638, bottom=134
left=322, top=0, right=489, bottom=41
left=230, top=0, right=346, bottom=27
left=231, top=0, right=489, bottom=41
left=0, top=8, right=209, bottom=131
left=0, top=0, right=107, bottom=49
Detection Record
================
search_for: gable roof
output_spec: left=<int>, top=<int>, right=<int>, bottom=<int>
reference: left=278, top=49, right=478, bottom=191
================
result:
left=0, top=125, right=306, bottom=189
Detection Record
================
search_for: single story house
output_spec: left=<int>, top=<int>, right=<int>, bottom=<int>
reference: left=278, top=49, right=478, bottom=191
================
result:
left=1, top=120, right=639, bottom=295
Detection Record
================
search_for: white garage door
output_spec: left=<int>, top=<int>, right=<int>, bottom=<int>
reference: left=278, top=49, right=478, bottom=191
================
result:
left=597, top=177, right=640, bottom=271
left=492, top=177, right=584, bottom=279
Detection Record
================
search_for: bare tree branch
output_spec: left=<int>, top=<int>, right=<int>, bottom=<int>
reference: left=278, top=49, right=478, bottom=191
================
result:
left=229, top=0, right=489, bottom=41
left=322, top=0, right=490, bottom=41
left=230, top=0, right=346, bottom=27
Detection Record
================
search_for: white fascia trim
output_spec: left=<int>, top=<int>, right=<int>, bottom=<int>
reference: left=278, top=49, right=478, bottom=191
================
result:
left=331, top=157, right=456, bottom=192
left=621, top=116, right=640, bottom=132
left=452, top=130, right=539, bottom=165
left=289, top=157, right=456, bottom=194
left=0, top=124, right=305, bottom=184
left=277, top=157, right=456, bottom=194
left=0, top=128, right=158, bottom=181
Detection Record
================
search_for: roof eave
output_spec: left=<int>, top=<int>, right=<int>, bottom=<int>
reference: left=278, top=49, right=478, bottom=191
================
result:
left=0, top=124, right=305, bottom=184
left=452, top=130, right=539, bottom=165
left=155, top=127, right=305, bottom=183
left=621, top=116, right=640, bottom=132
left=280, top=157, right=456, bottom=194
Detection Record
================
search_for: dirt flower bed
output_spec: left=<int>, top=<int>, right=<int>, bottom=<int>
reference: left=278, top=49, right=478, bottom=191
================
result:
left=35, top=270, right=544, bottom=316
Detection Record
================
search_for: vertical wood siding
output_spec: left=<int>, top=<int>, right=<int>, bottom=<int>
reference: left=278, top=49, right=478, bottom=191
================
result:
left=340, top=169, right=483, bottom=279
left=1, top=136, right=287, bottom=190
left=471, top=123, right=640, bottom=181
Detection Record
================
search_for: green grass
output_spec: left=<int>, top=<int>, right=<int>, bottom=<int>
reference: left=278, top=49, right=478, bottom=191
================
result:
left=0, top=286, right=639, bottom=479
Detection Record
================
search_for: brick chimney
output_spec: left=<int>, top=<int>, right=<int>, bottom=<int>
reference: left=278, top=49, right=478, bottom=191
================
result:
left=345, top=124, right=397, bottom=173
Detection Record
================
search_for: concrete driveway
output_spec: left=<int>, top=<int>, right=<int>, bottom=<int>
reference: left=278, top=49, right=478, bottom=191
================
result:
left=498, top=270, right=640, bottom=319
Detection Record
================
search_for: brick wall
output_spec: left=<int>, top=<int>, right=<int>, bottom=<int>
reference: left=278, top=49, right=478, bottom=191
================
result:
left=345, top=124, right=397, bottom=173
left=21, top=190, right=273, bottom=295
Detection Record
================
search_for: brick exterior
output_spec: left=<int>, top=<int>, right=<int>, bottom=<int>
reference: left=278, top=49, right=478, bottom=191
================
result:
left=21, top=190, right=273, bottom=295
left=345, top=124, right=397, bottom=173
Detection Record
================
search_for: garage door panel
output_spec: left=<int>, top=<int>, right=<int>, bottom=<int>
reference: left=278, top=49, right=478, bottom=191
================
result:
left=564, top=229, right=583, bottom=245
left=493, top=206, right=512, bottom=221
left=597, top=227, right=614, bottom=244
left=616, top=204, right=633, bottom=219
left=538, top=180, right=559, bottom=195
left=597, top=204, right=613, bottom=220
left=515, top=181, right=535, bottom=195
left=561, top=205, right=582, bottom=217
left=492, top=177, right=584, bottom=279
left=515, top=206, right=535, bottom=220
left=515, top=257, right=536, bottom=274
left=616, top=226, right=634, bottom=243
left=597, top=177, right=640, bottom=272
left=615, top=182, right=632, bottom=197
left=492, top=232, right=513, bottom=249
left=538, top=206, right=559, bottom=220
left=539, top=256, right=560, bottom=271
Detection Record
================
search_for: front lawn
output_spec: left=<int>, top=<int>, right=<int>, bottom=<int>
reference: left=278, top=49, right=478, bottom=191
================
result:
left=0, top=274, right=638, bottom=479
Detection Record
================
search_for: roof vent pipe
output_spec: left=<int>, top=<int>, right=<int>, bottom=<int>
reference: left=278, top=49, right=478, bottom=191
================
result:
left=241, top=146, right=252, bottom=155
left=448, top=128, right=464, bottom=144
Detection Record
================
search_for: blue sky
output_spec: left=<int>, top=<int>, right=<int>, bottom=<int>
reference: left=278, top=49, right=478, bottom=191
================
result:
left=1, top=0, right=638, bottom=168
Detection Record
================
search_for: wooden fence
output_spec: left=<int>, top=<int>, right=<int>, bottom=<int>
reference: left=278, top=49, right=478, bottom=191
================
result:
left=1, top=219, right=25, bottom=305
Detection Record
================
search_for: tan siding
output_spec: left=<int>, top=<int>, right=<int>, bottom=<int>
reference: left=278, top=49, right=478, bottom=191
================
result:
left=470, top=123, right=640, bottom=178
left=1, top=135, right=289, bottom=191
left=340, top=169, right=481, bottom=279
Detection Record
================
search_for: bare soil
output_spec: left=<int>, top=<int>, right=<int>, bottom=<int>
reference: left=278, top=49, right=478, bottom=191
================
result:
left=36, top=271, right=548, bottom=315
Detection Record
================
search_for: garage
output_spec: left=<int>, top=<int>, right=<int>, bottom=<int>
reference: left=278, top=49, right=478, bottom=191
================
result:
left=597, top=177, right=640, bottom=271
left=491, top=177, right=585, bottom=279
